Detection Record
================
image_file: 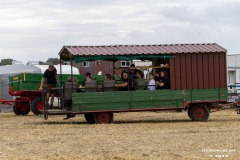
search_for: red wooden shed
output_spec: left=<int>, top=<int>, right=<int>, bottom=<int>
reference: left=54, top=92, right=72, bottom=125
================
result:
left=59, top=43, right=227, bottom=90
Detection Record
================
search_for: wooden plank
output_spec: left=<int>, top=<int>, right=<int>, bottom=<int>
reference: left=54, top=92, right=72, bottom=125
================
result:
left=202, top=53, right=209, bottom=88
left=186, top=54, right=192, bottom=89
left=191, top=53, right=198, bottom=89
left=180, top=54, right=187, bottom=89
left=219, top=53, right=227, bottom=88
left=169, top=57, right=175, bottom=89
left=208, top=53, right=215, bottom=88
left=213, top=53, right=220, bottom=88
left=175, top=55, right=181, bottom=89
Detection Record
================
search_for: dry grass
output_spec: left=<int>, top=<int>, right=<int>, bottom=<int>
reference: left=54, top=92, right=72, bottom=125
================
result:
left=0, top=109, right=239, bottom=160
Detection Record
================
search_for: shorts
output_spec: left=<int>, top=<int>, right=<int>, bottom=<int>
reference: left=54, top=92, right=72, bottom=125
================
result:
left=46, top=84, right=57, bottom=93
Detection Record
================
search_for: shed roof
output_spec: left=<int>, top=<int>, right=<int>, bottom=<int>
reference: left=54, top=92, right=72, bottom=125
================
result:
left=59, top=43, right=227, bottom=62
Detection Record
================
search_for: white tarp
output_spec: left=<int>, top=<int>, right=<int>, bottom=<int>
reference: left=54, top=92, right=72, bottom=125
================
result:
left=33, top=65, right=79, bottom=74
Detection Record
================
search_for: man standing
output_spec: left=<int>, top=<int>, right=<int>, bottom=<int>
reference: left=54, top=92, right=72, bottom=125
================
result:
left=39, top=64, right=58, bottom=108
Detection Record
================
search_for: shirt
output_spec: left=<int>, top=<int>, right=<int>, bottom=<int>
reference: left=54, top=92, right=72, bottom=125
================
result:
left=148, top=79, right=156, bottom=91
left=43, top=69, right=57, bottom=84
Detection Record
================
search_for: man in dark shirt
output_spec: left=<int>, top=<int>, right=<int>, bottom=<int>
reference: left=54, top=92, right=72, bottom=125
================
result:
left=39, top=64, right=58, bottom=108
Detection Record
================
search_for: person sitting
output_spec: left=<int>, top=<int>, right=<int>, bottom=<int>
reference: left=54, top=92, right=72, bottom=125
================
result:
left=67, top=76, right=78, bottom=82
left=86, top=75, right=93, bottom=82
left=128, top=64, right=138, bottom=80
left=82, top=72, right=92, bottom=87
left=156, top=70, right=169, bottom=89
left=134, top=70, right=146, bottom=90
left=147, top=73, right=156, bottom=91
left=152, top=68, right=160, bottom=82
left=103, top=73, right=115, bottom=92
left=104, top=73, right=112, bottom=81
left=84, top=74, right=98, bottom=92
left=115, top=71, right=132, bottom=91
left=111, top=74, right=115, bottom=80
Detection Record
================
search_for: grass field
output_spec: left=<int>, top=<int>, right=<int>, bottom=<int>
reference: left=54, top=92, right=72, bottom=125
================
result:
left=0, top=109, right=239, bottom=160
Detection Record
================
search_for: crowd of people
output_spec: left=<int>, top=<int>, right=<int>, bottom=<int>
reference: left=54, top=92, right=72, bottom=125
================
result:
left=114, top=63, right=170, bottom=91
left=63, top=63, right=170, bottom=92
left=39, top=62, right=170, bottom=107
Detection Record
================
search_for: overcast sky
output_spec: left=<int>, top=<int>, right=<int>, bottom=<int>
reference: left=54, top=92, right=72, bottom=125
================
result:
left=0, top=0, right=239, bottom=64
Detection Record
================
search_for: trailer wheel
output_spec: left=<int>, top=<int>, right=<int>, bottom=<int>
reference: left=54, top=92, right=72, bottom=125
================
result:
left=187, top=106, right=193, bottom=119
left=189, top=104, right=209, bottom=121
left=94, top=112, right=113, bottom=124
left=84, top=113, right=95, bottom=124
left=13, top=99, right=30, bottom=115
left=31, top=97, right=43, bottom=115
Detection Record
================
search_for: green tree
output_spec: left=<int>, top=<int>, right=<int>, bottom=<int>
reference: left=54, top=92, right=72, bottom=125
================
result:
left=46, top=58, right=60, bottom=65
left=0, top=59, right=13, bottom=66
left=38, top=61, right=47, bottom=65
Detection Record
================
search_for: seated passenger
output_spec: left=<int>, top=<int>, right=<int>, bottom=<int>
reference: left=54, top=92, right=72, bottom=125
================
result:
left=103, top=73, right=115, bottom=92
left=86, top=75, right=93, bottom=82
left=104, top=73, right=112, bottom=81
left=134, top=70, right=146, bottom=90
left=156, top=70, right=169, bottom=89
left=152, top=68, right=160, bottom=82
left=67, top=76, right=78, bottom=82
left=82, top=72, right=92, bottom=87
left=147, top=73, right=156, bottom=91
left=128, top=64, right=138, bottom=80
left=115, top=71, right=132, bottom=91
left=111, top=74, right=115, bottom=80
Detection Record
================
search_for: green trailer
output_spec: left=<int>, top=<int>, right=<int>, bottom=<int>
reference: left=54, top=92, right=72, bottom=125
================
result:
left=7, top=72, right=110, bottom=115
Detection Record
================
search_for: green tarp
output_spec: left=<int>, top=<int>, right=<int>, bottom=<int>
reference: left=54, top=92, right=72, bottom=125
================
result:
left=74, top=54, right=173, bottom=63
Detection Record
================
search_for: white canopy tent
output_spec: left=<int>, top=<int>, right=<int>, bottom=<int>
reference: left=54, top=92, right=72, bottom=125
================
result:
left=33, top=65, right=79, bottom=74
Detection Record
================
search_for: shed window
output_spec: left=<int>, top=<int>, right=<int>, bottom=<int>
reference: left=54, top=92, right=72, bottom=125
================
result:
left=121, top=61, right=131, bottom=67
left=83, top=61, right=89, bottom=67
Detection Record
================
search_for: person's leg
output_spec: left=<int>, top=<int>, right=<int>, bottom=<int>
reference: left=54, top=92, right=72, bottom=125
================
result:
left=49, top=84, right=57, bottom=108
left=46, top=93, right=50, bottom=105
left=50, top=93, right=55, bottom=107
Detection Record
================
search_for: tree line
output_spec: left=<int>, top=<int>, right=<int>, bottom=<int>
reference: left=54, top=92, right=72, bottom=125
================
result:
left=0, top=58, right=60, bottom=66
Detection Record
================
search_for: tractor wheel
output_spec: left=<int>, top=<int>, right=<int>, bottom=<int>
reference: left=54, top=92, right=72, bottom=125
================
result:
left=31, top=97, right=43, bottom=115
left=84, top=113, right=96, bottom=124
left=189, top=104, right=210, bottom=121
left=13, top=98, right=30, bottom=115
left=94, top=112, right=113, bottom=124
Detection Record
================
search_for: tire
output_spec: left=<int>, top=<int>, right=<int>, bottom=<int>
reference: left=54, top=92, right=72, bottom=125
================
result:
left=31, top=97, right=43, bottom=115
left=189, top=104, right=210, bottom=121
left=94, top=112, right=113, bottom=124
left=13, top=98, right=30, bottom=115
left=187, top=106, right=193, bottom=119
left=84, top=113, right=95, bottom=124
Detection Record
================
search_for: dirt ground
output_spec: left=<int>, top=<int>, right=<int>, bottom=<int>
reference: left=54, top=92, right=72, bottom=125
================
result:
left=0, top=109, right=239, bottom=160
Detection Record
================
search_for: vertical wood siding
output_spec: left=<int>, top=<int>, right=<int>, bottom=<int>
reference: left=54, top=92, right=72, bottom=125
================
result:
left=170, top=52, right=227, bottom=90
